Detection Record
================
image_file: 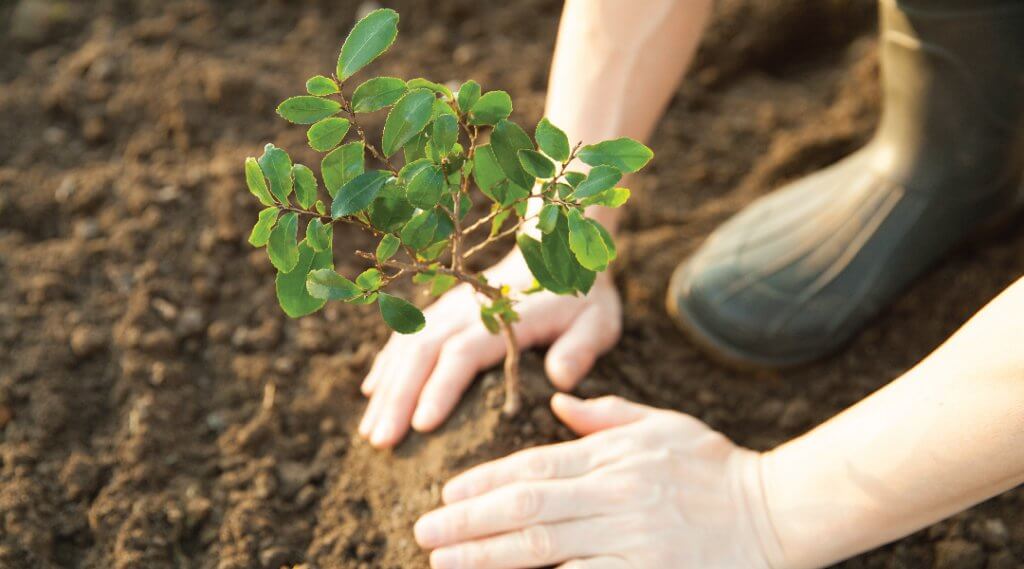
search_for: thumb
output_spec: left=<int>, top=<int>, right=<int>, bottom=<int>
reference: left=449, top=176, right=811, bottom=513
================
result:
left=545, top=304, right=620, bottom=391
left=550, top=393, right=654, bottom=436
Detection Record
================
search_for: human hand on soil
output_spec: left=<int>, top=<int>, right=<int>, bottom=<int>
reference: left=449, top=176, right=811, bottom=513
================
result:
left=413, top=394, right=778, bottom=569
left=358, top=251, right=622, bottom=448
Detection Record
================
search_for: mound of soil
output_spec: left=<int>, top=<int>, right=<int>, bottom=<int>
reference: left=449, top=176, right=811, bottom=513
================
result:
left=1, top=0, right=1022, bottom=567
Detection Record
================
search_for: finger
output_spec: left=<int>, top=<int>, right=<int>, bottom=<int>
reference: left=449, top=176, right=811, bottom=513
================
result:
left=362, top=336, right=398, bottom=396
left=416, top=477, right=616, bottom=549
left=358, top=376, right=390, bottom=437
left=557, top=558, right=631, bottom=569
left=369, top=339, right=444, bottom=448
left=442, top=430, right=632, bottom=503
left=411, top=327, right=507, bottom=432
left=550, top=394, right=654, bottom=436
left=427, top=517, right=621, bottom=569
left=544, top=303, right=620, bottom=391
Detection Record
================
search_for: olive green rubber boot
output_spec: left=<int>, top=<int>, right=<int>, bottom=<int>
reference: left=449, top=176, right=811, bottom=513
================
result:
left=668, top=0, right=1024, bottom=369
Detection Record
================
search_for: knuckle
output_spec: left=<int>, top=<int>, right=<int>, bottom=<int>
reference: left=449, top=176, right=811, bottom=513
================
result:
left=509, top=484, right=542, bottom=522
left=524, top=450, right=556, bottom=479
left=442, top=336, right=475, bottom=359
left=521, top=525, right=556, bottom=561
left=444, top=507, right=470, bottom=542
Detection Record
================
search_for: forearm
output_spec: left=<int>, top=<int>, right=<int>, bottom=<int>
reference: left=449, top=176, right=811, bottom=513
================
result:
left=545, top=0, right=711, bottom=232
left=761, top=277, right=1024, bottom=569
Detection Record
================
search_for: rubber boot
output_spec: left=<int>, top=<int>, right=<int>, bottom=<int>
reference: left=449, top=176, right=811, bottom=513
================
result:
left=667, top=0, right=1024, bottom=369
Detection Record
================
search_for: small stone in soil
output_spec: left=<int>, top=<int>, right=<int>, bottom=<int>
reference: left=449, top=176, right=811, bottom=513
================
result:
left=934, top=539, right=986, bottom=569
left=970, top=518, right=1009, bottom=549
left=70, top=325, right=106, bottom=358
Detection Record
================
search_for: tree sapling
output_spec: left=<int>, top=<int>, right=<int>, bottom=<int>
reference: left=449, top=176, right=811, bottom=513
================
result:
left=244, top=8, right=652, bottom=415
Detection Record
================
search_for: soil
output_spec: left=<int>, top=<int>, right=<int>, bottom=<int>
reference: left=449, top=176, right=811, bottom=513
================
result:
left=1, top=0, right=1022, bottom=568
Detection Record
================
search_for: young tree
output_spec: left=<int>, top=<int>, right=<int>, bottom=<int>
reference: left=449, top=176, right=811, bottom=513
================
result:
left=244, top=9, right=652, bottom=415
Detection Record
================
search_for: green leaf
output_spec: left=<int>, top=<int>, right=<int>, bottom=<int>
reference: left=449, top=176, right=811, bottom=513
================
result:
left=306, top=75, right=339, bottom=96
left=578, top=137, right=653, bottom=173
left=306, top=269, right=361, bottom=301
left=407, top=78, right=453, bottom=99
left=321, top=142, right=365, bottom=198
left=314, top=200, right=326, bottom=215
left=517, top=233, right=572, bottom=295
left=331, top=170, right=390, bottom=217
left=593, top=220, right=617, bottom=261
left=245, top=157, right=275, bottom=206
left=431, top=97, right=458, bottom=121
left=480, top=307, right=500, bottom=333
left=403, top=131, right=429, bottom=163
left=468, top=90, right=512, bottom=126
left=540, top=211, right=577, bottom=290
left=305, top=218, right=332, bottom=251
left=537, top=203, right=560, bottom=234
left=490, top=208, right=512, bottom=237
left=581, top=187, right=630, bottom=208
left=356, top=268, right=382, bottom=291
left=399, top=158, right=433, bottom=183
left=517, top=149, right=555, bottom=179
left=378, top=293, right=426, bottom=334
left=258, top=144, right=293, bottom=203
left=350, top=292, right=379, bottom=305
left=276, top=96, right=342, bottom=124
left=381, top=89, right=435, bottom=158
left=535, top=118, right=570, bottom=162
left=472, top=144, right=506, bottom=195
left=406, top=164, right=446, bottom=209
left=248, top=207, right=279, bottom=247
left=267, top=212, right=300, bottom=272
left=400, top=209, right=438, bottom=250
left=376, top=233, right=400, bottom=261
left=431, top=114, right=458, bottom=158
left=456, top=80, right=481, bottom=113
left=336, top=8, right=399, bottom=81
left=307, top=117, right=350, bottom=152
left=418, top=239, right=449, bottom=261
left=567, top=208, right=609, bottom=271
left=368, top=181, right=415, bottom=231
left=292, top=164, right=318, bottom=208
left=573, top=165, right=621, bottom=199
left=430, top=274, right=457, bottom=296
left=351, top=77, right=408, bottom=113
left=277, top=241, right=332, bottom=317
left=490, top=119, right=535, bottom=189
left=564, top=171, right=586, bottom=187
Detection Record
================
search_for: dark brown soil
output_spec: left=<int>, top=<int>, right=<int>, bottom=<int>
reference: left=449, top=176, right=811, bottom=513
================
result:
left=1, top=0, right=1022, bottom=568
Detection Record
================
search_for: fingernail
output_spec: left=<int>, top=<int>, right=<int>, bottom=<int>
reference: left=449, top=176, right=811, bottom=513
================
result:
left=371, top=422, right=395, bottom=447
left=358, top=414, right=372, bottom=437
left=431, top=548, right=458, bottom=569
left=412, top=403, right=439, bottom=431
left=414, top=515, right=439, bottom=547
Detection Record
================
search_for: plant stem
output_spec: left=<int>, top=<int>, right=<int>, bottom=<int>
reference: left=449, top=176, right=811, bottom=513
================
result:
left=497, top=314, right=522, bottom=416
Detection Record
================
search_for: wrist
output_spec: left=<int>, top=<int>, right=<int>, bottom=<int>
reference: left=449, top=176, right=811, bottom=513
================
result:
left=731, top=448, right=788, bottom=569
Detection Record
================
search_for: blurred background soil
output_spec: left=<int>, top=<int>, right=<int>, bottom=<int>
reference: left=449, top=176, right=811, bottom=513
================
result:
left=1, top=0, right=1022, bottom=567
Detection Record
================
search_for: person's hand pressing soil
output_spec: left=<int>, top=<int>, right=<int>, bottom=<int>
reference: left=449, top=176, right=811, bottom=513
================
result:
left=358, top=253, right=622, bottom=448
left=413, top=394, right=776, bottom=569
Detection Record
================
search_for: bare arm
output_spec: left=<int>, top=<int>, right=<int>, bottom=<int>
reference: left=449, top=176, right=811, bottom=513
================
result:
left=763, top=276, right=1024, bottom=568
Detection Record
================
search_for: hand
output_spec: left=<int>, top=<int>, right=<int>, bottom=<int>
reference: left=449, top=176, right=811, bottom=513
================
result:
left=413, top=394, right=780, bottom=569
left=358, top=250, right=623, bottom=448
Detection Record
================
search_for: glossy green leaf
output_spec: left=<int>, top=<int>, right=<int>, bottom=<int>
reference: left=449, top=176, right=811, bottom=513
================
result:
left=400, top=209, right=438, bottom=250
left=267, top=212, right=300, bottom=272
left=314, top=200, right=326, bottom=215
left=578, top=137, right=653, bottom=173
left=540, top=211, right=577, bottom=290
left=376, top=233, right=400, bottom=261
left=321, top=142, right=364, bottom=198
left=292, top=164, right=318, bottom=208
left=381, top=89, right=435, bottom=157
left=490, top=208, right=512, bottom=237
left=406, top=164, right=446, bottom=209
left=336, top=8, right=399, bottom=81
left=407, top=78, right=453, bottom=99
left=564, top=171, right=586, bottom=187
left=418, top=239, right=449, bottom=261
left=368, top=181, right=416, bottom=231
left=567, top=208, right=609, bottom=271
left=431, top=97, right=458, bottom=121
left=245, top=157, right=275, bottom=206
left=593, top=219, right=617, bottom=261
left=468, top=90, right=512, bottom=126
left=580, top=187, right=630, bottom=208
left=306, top=268, right=361, bottom=301
left=537, top=203, right=560, bottom=234
left=403, top=131, right=429, bottom=163
left=277, top=241, right=332, bottom=317
left=472, top=144, right=506, bottom=195
left=490, top=119, right=534, bottom=189
left=535, top=117, right=570, bottom=162
left=356, top=268, right=382, bottom=291
left=517, top=233, right=572, bottom=295
left=517, top=149, right=555, bottom=179
left=305, top=218, right=332, bottom=251
left=306, top=75, right=339, bottom=96
left=351, top=77, right=408, bottom=113
left=429, top=274, right=457, bottom=296
left=258, top=144, right=293, bottom=203
left=350, top=292, right=379, bottom=305
left=378, top=293, right=426, bottom=334
left=431, top=114, right=458, bottom=158
left=456, top=80, right=481, bottom=113
left=276, top=96, right=342, bottom=124
left=248, top=207, right=279, bottom=247
left=399, top=157, right=433, bottom=183
left=573, top=165, right=621, bottom=199
left=331, top=170, right=390, bottom=217
left=307, top=117, right=350, bottom=152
